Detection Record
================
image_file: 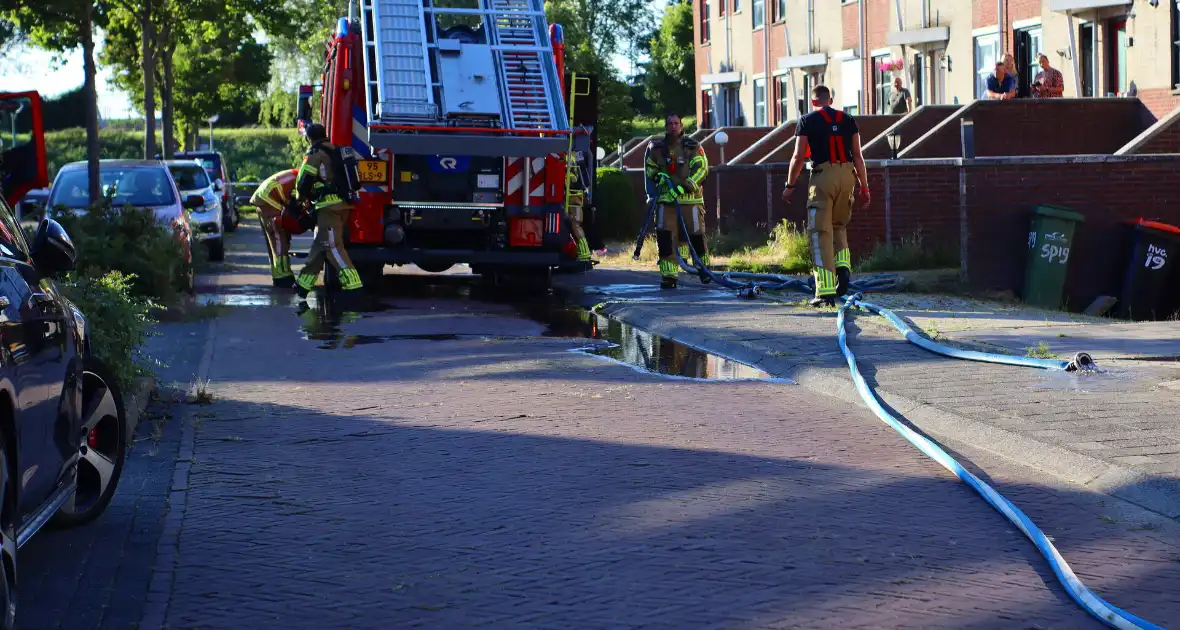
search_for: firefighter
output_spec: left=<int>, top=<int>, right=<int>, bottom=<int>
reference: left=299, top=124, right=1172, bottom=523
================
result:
left=782, top=85, right=870, bottom=307
left=249, top=168, right=298, bottom=287
left=293, top=123, right=364, bottom=298
left=644, top=112, right=710, bottom=289
left=565, top=155, right=593, bottom=268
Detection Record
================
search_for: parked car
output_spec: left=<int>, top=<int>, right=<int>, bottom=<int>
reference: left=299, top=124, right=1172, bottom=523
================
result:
left=0, top=195, right=129, bottom=630
left=45, top=159, right=199, bottom=293
left=170, top=151, right=239, bottom=232
left=166, top=159, right=224, bottom=261
left=13, top=188, right=48, bottom=229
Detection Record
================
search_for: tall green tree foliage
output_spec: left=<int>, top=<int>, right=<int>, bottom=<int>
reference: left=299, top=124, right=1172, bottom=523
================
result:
left=643, top=0, right=694, bottom=115
left=544, top=0, right=652, bottom=145
left=1, top=0, right=108, bottom=202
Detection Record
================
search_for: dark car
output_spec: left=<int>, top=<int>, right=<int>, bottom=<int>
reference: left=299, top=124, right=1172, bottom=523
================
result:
left=0, top=196, right=128, bottom=630
left=170, top=151, right=239, bottom=232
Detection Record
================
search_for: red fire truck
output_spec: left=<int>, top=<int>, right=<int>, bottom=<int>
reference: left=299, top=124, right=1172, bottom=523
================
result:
left=296, top=0, right=600, bottom=289
left=0, top=91, right=49, bottom=209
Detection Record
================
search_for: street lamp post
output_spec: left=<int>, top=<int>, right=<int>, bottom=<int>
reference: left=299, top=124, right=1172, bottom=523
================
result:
left=207, top=114, right=220, bottom=151
left=713, top=131, right=729, bottom=235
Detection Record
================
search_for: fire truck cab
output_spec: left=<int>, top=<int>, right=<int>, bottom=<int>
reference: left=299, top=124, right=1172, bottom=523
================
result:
left=297, top=0, right=601, bottom=289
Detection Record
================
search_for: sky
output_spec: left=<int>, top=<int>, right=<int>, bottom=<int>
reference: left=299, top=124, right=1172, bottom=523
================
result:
left=0, top=2, right=664, bottom=122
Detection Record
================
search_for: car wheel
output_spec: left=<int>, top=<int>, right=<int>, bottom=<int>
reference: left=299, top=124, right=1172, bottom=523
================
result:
left=207, top=239, right=225, bottom=262
left=51, top=359, right=127, bottom=528
left=0, top=433, right=17, bottom=630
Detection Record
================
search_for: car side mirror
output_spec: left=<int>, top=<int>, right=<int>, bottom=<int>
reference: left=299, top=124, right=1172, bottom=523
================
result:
left=183, top=194, right=205, bottom=210
left=30, top=218, right=76, bottom=276
left=214, top=179, right=224, bottom=192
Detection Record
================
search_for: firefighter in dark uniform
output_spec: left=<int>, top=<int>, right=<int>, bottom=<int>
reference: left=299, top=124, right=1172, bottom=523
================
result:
left=293, top=123, right=364, bottom=298
left=782, top=85, right=871, bottom=307
left=644, top=112, right=710, bottom=289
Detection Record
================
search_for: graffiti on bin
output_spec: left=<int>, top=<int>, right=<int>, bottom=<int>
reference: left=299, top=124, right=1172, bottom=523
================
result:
left=1041, top=243, right=1070, bottom=265
left=1145, top=244, right=1169, bottom=271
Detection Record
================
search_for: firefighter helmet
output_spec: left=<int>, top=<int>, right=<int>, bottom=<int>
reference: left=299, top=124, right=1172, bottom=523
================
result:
left=305, top=123, right=327, bottom=142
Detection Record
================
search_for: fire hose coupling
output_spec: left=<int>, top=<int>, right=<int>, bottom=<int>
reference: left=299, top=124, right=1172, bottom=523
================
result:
left=1066, top=351, right=1097, bottom=373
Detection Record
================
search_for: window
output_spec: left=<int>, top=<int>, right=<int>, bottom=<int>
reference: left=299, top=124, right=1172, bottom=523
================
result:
left=841, top=58, right=861, bottom=115
left=775, top=75, right=790, bottom=122
left=974, top=33, right=1000, bottom=98
left=49, top=166, right=177, bottom=211
left=167, top=163, right=211, bottom=191
left=753, top=78, right=767, bottom=126
left=701, top=90, right=714, bottom=129
left=752, top=0, right=764, bottom=28
left=700, top=0, right=711, bottom=43
left=872, top=54, right=891, bottom=113
left=719, top=0, right=725, bottom=17
left=775, top=0, right=785, bottom=22
left=1107, top=19, right=1129, bottom=95
left=1173, top=0, right=1180, bottom=88
left=733, top=0, right=740, bottom=13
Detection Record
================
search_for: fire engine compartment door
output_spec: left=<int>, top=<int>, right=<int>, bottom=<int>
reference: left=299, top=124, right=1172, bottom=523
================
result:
left=0, top=92, right=48, bottom=208
left=438, top=42, right=501, bottom=118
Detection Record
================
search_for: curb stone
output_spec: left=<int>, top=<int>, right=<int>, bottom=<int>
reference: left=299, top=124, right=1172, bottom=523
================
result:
left=125, top=375, right=158, bottom=438
left=594, top=299, right=1180, bottom=522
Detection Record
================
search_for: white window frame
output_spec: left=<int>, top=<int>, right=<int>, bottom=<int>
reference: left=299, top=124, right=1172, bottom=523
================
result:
left=1173, top=0, right=1180, bottom=89
left=872, top=53, right=891, bottom=114
left=753, top=78, right=767, bottom=126
left=775, top=75, right=790, bottom=123
left=752, top=0, right=764, bottom=28
left=841, top=58, right=861, bottom=115
left=974, top=32, right=1000, bottom=99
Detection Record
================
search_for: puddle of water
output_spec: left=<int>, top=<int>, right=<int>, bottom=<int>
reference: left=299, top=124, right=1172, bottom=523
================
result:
left=1032, top=367, right=1152, bottom=393
left=199, top=293, right=295, bottom=307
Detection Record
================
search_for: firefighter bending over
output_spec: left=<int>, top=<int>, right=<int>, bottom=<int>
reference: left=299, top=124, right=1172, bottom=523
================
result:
left=782, top=85, right=870, bottom=307
left=249, top=168, right=298, bottom=287
left=644, top=112, right=710, bottom=289
left=565, top=156, right=593, bottom=269
left=293, top=123, right=364, bottom=298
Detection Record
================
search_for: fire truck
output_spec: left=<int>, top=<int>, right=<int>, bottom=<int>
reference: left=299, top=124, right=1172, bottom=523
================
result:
left=0, top=91, right=48, bottom=210
left=296, top=0, right=601, bottom=290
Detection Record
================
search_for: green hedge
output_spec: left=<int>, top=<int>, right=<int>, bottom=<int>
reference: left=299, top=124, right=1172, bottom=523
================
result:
left=594, top=167, right=643, bottom=240
left=59, top=272, right=155, bottom=390
left=45, top=127, right=301, bottom=182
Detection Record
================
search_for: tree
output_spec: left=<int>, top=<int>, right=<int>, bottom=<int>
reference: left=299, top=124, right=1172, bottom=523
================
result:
left=643, top=0, right=694, bottom=115
left=42, top=86, right=89, bottom=131
left=2, top=0, right=108, bottom=203
left=545, top=0, right=650, bottom=145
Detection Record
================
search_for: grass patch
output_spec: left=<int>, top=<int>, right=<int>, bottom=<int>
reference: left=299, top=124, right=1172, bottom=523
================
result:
left=1025, top=342, right=1056, bottom=359
left=858, top=232, right=960, bottom=273
left=598, top=219, right=811, bottom=273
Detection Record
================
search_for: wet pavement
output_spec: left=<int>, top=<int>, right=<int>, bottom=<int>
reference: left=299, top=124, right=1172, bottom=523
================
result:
left=18, top=221, right=1180, bottom=629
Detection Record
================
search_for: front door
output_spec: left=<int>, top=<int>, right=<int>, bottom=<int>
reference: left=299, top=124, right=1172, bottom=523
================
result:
left=931, top=49, right=947, bottom=104
left=912, top=52, right=925, bottom=107
left=1080, top=23, right=1097, bottom=97
left=1014, top=27, right=1043, bottom=98
left=1106, top=19, right=1129, bottom=95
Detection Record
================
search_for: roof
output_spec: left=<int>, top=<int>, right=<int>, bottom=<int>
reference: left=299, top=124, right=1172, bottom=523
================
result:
left=174, top=151, right=223, bottom=158
left=58, top=159, right=166, bottom=170
left=163, top=159, right=206, bottom=166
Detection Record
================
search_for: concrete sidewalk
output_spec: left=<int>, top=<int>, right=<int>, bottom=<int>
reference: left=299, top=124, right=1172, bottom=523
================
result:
left=556, top=268, right=1180, bottom=521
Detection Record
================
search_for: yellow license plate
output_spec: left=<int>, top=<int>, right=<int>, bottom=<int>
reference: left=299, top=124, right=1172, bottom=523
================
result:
left=358, top=159, right=388, bottom=183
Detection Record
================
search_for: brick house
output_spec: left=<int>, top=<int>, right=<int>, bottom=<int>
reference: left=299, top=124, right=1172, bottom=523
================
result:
left=694, top=0, right=1180, bottom=127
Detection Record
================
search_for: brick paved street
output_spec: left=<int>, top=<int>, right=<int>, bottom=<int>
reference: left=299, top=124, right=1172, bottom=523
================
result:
left=17, top=225, right=1180, bottom=629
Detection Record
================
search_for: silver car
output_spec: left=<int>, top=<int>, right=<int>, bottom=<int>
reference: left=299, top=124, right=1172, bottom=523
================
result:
left=166, top=159, right=225, bottom=261
left=45, top=159, right=199, bottom=292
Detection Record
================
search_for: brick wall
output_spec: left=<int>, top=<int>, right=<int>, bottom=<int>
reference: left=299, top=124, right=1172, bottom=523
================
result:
left=863, top=106, right=959, bottom=159
left=851, top=114, right=903, bottom=148
left=842, top=3, right=859, bottom=50
left=1120, top=108, right=1180, bottom=155
left=731, top=123, right=797, bottom=164
left=759, top=137, right=797, bottom=163
left=621, top=135, right=657, bottom=168
left=618, top=155, right=1180, bottom=313
left=699, top=127, right=776, bottom=166
left=964, top=157, right=1180, bottom=308
left=866, top=0, right=889, bottom=51
left=974, top=0, right=995, bottom=29
left=900, top=99, right=1156, bottom=159
left=1138, top=88, right=1180, bottom=121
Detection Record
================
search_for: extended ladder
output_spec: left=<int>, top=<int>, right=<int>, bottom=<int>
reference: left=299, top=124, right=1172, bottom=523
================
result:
left=363, top=0, right=436, bottom=121
left=488, top=0, right=559, bottom=131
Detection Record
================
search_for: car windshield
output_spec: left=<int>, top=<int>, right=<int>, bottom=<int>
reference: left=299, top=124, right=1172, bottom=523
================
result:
left=168, top=163, right=210, bottom=190
left=49, top=166, right=177, bottom=209
left=181, top=156, right=221, bottom=181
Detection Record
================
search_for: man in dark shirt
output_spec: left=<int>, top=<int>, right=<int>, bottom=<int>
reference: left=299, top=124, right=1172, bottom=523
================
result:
left=986, top=62, right=1016, bottom=100
left=782, top=85, right=870, bottom=307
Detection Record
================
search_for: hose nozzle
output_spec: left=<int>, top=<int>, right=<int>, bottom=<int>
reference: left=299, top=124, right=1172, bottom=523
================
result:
left=1065, top=352, right=1096, bottom=373
left=737, top=286, right=762, bottom=299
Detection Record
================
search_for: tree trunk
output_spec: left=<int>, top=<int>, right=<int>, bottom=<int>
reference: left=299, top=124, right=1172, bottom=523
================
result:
left=162, top=42, right=176, bottom=157
left=142, top=3, right=157, bottom=159
left=82, top=11, right=101, bottom=205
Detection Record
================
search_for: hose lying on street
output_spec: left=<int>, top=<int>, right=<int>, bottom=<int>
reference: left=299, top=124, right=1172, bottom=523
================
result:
left=837, top=294, right=1162, bottom=630
left=632, top=197, right=1160, bottom=628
